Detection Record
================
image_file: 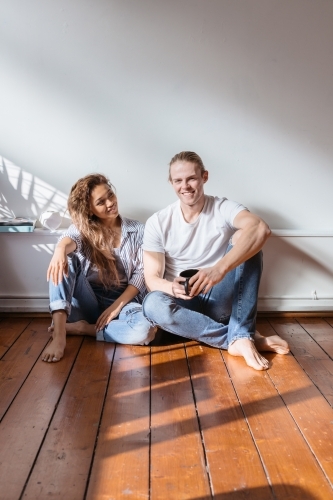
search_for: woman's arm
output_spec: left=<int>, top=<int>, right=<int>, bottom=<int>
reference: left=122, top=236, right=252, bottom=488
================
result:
left=95, top=284, right=139, bottom=331
left=47, top=236, right=77, bottom=286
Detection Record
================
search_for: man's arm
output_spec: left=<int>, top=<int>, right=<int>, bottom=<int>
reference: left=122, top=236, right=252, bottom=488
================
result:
left=143, top=250, right=192, bottom=299
left=189, top=211, right=271, bottom=296
left=143, top=251, right=171, bottom=294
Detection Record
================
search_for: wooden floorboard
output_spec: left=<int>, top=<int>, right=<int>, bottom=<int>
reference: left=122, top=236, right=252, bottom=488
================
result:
left=0, top=317, right=332, bottom=499
left=186, top=342, right=272, bottom=499
left=265, top=317, right=333, bottom=407
left=86, top=344, right=150, bottom=500
left=23, top=338, right=114, bottom=500
left=0, top=318, right=32, bottom=358
left=150, top=340, right=211, bottom=499
left=0, top=335, right=83, bottom=500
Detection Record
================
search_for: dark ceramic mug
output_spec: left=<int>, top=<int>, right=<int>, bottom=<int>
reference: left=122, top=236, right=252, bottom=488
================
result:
left=179, top=269, right=199, bottom=296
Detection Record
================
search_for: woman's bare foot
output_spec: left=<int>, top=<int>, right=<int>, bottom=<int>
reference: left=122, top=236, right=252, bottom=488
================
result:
left=48, top=320, right=96, bottom=337
left=228, top=338, right=270, bottom=370
left=42, top=310, right=67, bottom=363
left=254, top=331, right=289, bottom=354
left=41, top=336, right=66, bottom=363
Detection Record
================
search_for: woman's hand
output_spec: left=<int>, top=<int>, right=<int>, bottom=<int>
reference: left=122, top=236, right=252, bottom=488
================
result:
left=95, top=303, right=121, bottom=332
left=47, top=247, right=69, bottom=286
left=47, top=237, right=76, bottom=286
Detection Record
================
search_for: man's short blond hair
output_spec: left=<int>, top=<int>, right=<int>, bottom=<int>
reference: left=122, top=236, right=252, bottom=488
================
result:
left=168, top=151, right=206, bottom=181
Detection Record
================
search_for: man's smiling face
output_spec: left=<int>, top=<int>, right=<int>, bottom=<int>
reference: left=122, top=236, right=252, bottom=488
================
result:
left=169, top=160, right=208, bottom=208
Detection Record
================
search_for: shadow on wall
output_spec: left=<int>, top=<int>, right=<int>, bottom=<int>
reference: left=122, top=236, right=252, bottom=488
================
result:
left=0, top=154, right=155, bottom=226
left=261, top=236, right=333, bottom=298
left=1, top=154, right=333, bottom=304
left=249, top=206, right=333, bottom=299
left=0, top=155, right=70, bottom=225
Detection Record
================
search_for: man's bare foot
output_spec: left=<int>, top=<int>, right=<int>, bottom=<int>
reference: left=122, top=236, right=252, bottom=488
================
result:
left=48, top=320, right=95, bottom=337
left=41, top=337, right=66, bottom=363
left=228, top=338, right=270, bottom=371
left=254, top=331, right=289, bottom=354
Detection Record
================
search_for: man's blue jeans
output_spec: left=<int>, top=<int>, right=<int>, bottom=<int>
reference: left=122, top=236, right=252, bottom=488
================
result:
left=49, top=254, right=156, bottom=345
left=142, top=244, right=262, bottom=349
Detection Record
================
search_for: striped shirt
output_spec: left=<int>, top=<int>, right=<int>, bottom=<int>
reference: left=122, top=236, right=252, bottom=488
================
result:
left=59, top=217, right=147, bottom=303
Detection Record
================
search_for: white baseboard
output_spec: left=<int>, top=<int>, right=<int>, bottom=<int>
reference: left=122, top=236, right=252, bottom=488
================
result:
left=0, top=297, right=332, bottom=313
left=0, top=298, right=50, bottom=313
left=258, top=297, right=333, bottom=312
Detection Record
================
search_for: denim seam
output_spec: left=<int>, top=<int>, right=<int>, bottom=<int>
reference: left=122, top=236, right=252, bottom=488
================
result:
left=236, top=262, right=244, bottom=324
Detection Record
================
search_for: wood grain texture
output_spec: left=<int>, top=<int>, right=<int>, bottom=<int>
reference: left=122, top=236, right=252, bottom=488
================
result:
left=0, top=317, right=31, bottom=358
left=86, top=344, right=150, bottom=500
left=0, top=317, right=333, bottom=499
left=186, top=341, right=273, bottom=499
left=267, top=317, right=333, bottom=406
left=0, top=335, right=82, bottom=500
left=259, top=321, right=333, bottom=485
left=325, top=318, right=333, bottom=328
left=22, top=338, right=114, bottom=500
left=150, top=341, right=211, bottom=499
left=296, top=317, right=333, bottom=358
left=223, top=350, right=333, bottom=499
left=0, top=318, right=51, bottom=420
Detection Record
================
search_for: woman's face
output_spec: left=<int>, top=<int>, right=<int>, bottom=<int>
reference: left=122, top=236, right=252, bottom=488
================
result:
left=89, top=183, right=119, bottom=224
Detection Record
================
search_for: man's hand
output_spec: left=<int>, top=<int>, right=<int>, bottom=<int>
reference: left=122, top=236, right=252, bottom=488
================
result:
left=171, top=267, right=224, bottom=299
left=186, top=266, right=227, bottom=297
left=171, top=277, right=194, bottom=299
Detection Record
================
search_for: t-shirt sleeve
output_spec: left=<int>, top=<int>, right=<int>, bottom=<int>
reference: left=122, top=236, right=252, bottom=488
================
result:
left=142, top=214, right=165, bottom=253
left=217, top=198, right=248, bottom=230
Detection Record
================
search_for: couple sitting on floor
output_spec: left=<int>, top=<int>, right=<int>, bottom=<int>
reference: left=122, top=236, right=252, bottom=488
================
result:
left=42, top=151, right=289, bottom=370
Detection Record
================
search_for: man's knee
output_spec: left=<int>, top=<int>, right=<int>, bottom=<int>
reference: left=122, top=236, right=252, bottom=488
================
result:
left=143, top=291, right=172, bottom=323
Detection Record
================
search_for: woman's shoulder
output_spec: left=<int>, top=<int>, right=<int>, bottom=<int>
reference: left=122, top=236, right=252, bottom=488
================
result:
left=121, top=217, right=144, bottom=231
left=61, top=223, right=81, bottom=239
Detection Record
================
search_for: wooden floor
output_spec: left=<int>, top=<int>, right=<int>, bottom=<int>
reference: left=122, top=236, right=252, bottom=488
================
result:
left=0, top=316, right=333, bottom=499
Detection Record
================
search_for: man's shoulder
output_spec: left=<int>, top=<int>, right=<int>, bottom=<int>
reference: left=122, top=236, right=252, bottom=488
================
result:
left=204, top=195, right=230, bottom=213
left=205, top=195, right=248, bottom=226
left=206, top=195, right=246, bottom=210
left=146, top=201, right=179, bottom=225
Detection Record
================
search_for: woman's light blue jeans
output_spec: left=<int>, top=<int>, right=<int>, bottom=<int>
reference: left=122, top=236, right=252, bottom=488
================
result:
left=49, top=254, right=156, bottom=345
left=142, top=244, right=263, bottom=349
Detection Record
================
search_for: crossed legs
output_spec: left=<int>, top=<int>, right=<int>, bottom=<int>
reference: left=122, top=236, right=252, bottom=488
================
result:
left=143, top=248, right=289, bottom=370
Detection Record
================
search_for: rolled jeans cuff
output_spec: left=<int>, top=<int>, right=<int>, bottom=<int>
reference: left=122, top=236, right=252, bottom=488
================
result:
left=96, top=329, right=104, bottom=341
left=49, top=299, right=71, bottom=316
left=228, top=334, right=254, bottom=346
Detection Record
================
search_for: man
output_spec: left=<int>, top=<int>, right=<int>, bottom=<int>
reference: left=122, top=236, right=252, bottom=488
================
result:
left=142, top=151, right=289, bottom=370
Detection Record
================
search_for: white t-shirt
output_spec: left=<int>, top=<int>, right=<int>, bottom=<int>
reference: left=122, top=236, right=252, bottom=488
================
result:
left=143, top=195, right=247, bottom=281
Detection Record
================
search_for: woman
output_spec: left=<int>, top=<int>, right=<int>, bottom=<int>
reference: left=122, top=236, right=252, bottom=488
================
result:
left=41, top=173, right=156, bottom=363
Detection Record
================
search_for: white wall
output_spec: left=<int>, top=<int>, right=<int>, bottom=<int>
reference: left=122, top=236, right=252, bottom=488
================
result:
left=1, top=0, right=333, bottom=311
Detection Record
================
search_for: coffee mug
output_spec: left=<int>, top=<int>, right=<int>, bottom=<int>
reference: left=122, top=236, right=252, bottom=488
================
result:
left=179, top=269, right=199, bottom=295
